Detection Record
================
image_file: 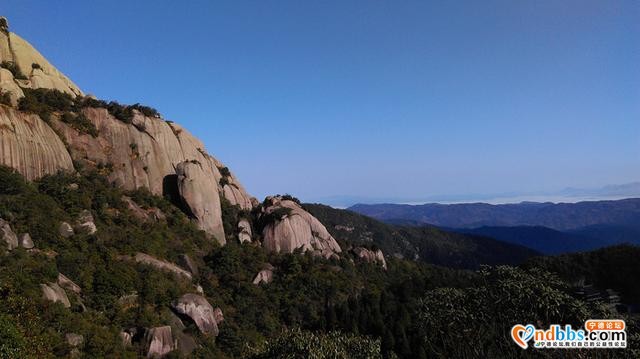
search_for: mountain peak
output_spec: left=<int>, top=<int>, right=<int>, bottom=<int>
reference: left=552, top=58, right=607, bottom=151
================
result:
left=0, top=17, right=82, bottom=104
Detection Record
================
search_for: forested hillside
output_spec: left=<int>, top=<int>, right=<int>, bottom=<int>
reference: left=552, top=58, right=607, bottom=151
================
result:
left=305, top=203, right=538, bottom=268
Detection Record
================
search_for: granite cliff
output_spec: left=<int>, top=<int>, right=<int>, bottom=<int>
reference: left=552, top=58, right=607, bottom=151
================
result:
left=0, top=17, right=336, bottom=254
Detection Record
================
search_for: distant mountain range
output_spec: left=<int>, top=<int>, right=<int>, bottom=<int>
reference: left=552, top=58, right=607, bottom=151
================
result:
left=349, top=198, right=640, bottom=254
left=311, top=182, right=640, bottom=208
left=305, top=203, right=539, bottom=268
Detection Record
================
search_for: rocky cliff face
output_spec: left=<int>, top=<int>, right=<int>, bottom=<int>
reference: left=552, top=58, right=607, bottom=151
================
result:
left=261, top=196, right=342, bottom=258
left=0, top=18, right=82, bottom=99
left=0, top=17, right=347, bottom=261
left=0, top=105, right=74, bottom=179
left=0, top=21, right=253, bottom=241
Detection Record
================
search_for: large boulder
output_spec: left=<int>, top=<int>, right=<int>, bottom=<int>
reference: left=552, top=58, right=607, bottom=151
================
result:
left=59, top=222, right=74, bottom=238
left=41, top=282, right=71, bottom=308
left=57, top=273, right=81, bottom=294
left=145, top=326, right=176, bottom=358
left=0, top=218, right=18, bottom=251
left=261, top=196, right=342, bottom=258
left=252, top=264, right=274, bottom=285
left=353, top=247, right=388, bottom=270
left=176, top=161, right=225, bottom=244
left=18, top=233, right=33, bottom=249
left=172, top=294, right=221, bottom=336
left=237, top=218, right=252, bottom=243
left=75, top=210, right=97, bottom=235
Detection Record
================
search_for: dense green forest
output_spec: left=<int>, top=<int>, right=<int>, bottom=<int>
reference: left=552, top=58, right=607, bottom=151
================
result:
left=1, top=166, right=639, bottom=358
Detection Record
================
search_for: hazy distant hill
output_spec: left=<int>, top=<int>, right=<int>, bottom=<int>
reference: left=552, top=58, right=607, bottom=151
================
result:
left=305, top=204, right=539, bottom=269
left=349, top=198, right=640, bottom=230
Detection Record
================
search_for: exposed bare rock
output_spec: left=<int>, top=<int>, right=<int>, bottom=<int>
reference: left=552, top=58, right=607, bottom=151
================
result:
left=237, top=218, right=252, bottom=243
left=52, top=108, right=253, bottom=221
left=213, top=307, right=224, bottom=325
left=126, top=253, right=192, bottom=280
left=0, top=218, right=18, bottom=251
left=0, top=26, right=82, bottom=97
left=0, top=106, right=74, bottom=182
left=57, top=273, right=81, bottom=294
left=178, top=254, right=198, bottom=276
left=120, top=331, right=132, bottom=347
left=59, top=222, right=74, bottom=238
left=18, top=233, right=33, bottom=249
left=261, top=196, right=342, bottom=258
left=122, top=196, right=166, bottom=223
left=252, top=264, right=274, bottom=285
left=172, top=294, right=220, bottom=336
left=145, top=326, right=176, bottom=358
left=65, top=333, right=84, bottom=347
left=0, top=68, right=23, bottom=106
left=195, top=285, right=204, bottom=294
left=41, top=282, right=71, bottom=308
left=75, top=209, right=97, bottom=235
left=176, top=161, right=225, bottom=243
left=122, top=196, right=150, bottom=221
left=353, top=247, right=388, bottom=270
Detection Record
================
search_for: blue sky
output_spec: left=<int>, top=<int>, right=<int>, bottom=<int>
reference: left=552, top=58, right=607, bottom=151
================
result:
left=3, top=1, right=639, bottom=204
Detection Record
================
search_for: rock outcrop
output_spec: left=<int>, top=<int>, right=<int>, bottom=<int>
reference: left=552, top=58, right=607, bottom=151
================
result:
left=176, top=161, right=225, bottom=243
left=75, top=209, right=97, bottom=235
left=57, top=273, right=81, bottom=294
left=172, top=294, right=222, bottom=336
left=252, top=264, right=274, bottom=285
left=261, top=196, right=342, bottom=258
left=65, top=333, right=84, bottom=347
left=0, top=18, right=82, bottom=98
left=18, top=233, right=33, bottom=249
left=41, top=282, right=71, bottom=308
left=237, top=218, right=252, bottom=243
left=0, top=218, right=17, bottom=251
left=59, top=222, right=74, bottom=238
left=125, top=253, right=192, bottom=280
left=353, top=247, right=387, bottom=270
left=122, top=196, right=165, bottom=222
left=145, top=326, right=176, bottom=358
left=0, top=106, right=74, bottom=181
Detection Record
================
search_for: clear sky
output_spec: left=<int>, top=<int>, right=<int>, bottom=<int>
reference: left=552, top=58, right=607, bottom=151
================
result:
left=3, top=1, right=639, bottom=204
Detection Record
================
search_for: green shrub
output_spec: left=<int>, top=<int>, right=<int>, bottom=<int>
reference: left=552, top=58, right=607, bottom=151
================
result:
left=249, top=328, right=382, bottom=359
left=60, top=112, right=98, bottom=137
left=18, top=88, right=74, bottom=123
left=217, top=166, right=231, bottom=178
left=0, top=166, right=30, bottom=195
left=31, top=63, right=42, bottom=70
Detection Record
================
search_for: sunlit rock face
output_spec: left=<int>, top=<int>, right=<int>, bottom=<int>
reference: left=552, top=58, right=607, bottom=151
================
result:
left=172, top=294, right=223, bottom=337
left=353, top=247, right=388, bottom=270
left=0, top=106, right=74, bottom=181
left=0, top=18, right=82, bottom=98
left=261, top=196, right=342, bottom=258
